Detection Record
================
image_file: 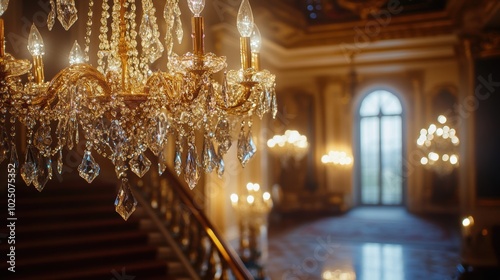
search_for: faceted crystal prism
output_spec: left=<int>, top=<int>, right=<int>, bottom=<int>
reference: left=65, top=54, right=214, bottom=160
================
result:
left=174, top=141, right=182, bottom=176
left=56, top=0, right=78, bottom=31
left=34, top=157, right=52, bottom=192
left=21, top=145, right=38, bottom=186
left=57, top=149, right=63, bottom=174
left=158, top=149, right=167, bottom=176
left=216, top=119, right=232, bottom=156
left=78, top=151, right=100, bottom=183
left=129, top=153, right=151, bottom=178
left=217, top=156, right=225, bottom=178
left=114, top=178, right=138, bottom=221
left=202, top=137, right=217, bottom=173
left=237, top=127, right=257, bottom=167
left=34, top=125, right=52, bottom=153
left=184, top=144, right=200, bottom=190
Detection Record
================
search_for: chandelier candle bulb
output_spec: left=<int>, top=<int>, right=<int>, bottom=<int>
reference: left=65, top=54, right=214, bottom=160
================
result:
left=250, top=25, right=261, bottom=70
left=27, top=24, right=45, bottom=84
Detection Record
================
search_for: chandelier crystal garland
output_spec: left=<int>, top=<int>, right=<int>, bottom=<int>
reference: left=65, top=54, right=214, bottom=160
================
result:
left=0, top=0, right=276, bottom=220
left=417, top=115, right=459, bottom=175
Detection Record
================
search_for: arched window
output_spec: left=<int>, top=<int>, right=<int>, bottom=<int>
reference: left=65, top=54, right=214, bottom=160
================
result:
left=358, top=90, right=404, bottom=205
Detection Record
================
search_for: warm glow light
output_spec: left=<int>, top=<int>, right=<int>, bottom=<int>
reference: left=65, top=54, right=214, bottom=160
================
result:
left=428, top=152, right=439, bottom=162
left=263, top=192, right=270, bottom=201
left=428, top=124, right=436, bottom=134
left=187, top=0, right=205, bottom=17
left=27, top=24, right=45, bottom=56
left=462, top=216, right=474, bottom=227
left=253, top=183, right=260, bottom=192
left=322, top=150, right=353, bottom=166
left=450, top=155, right=458, bottom=165
left=230, top=193, right=238, bottom=204
left=246, top=182, right=253, bottom=191
left=247, top=195, right=254, bottom=204
left=69, top=40, right=84, bottom=65
left=250, top=24, right=261, bottom=53
left=237, top=0, right=254, bottom=37
left=438, top=115, right=447, bottom=124
left=420, top=157, right=428, bottom=165
left=442, top=154, right=449, bottom=161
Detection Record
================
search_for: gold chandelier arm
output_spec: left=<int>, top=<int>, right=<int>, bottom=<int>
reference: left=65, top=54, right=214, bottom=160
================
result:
left=32, top=63, right=111, bottom=106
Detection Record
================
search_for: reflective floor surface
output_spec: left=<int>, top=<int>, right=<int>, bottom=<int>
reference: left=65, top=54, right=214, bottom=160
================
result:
left=266, top=207, right=461, bottom=280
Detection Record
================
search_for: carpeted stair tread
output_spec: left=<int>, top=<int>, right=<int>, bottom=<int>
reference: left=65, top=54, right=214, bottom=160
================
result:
left=15, top=229, right=150, bottom=253
left=13, top=258, right=170, bottom=280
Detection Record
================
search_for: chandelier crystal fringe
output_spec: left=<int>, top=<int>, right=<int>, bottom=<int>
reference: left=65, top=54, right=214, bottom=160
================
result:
left=0, top=0, right=276, bottom=220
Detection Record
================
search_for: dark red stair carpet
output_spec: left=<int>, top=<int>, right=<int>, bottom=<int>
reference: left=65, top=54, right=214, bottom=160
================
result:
left=0, top=179, right=191, bottom=280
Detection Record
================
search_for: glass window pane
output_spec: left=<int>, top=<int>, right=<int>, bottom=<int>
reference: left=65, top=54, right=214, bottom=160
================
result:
left=381, top=116, right=402, bottom=205
left=380, top=91, right=402, bottom=115
left=360, top=91, right=380, bottom=117
left=360, top=117, right=379, bottom=204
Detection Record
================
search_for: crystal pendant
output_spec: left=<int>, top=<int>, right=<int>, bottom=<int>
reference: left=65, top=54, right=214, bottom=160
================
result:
left=237, top=126, right=257, bottom=167
left=78, top=151, right=100, bottom=183
left=216, top=119, right=232, bottom=156
left=184, top=143, right=200, bottom=190
left=57, top=149, right=63, bottom=174
left=56, top=0, right=78, bottom=31
left=21, top=145, right=38, bottom=186
left=9, top=142, right=18, bottom=169
left=174, top=141, right=182, bottom=176
left=217, top=156, right=225, bottom=178
left=114, top=159, right=128, bottom=179
left=271, top=92, right=278, bottom=119
left=174, top=5, right=183, bottom=44
left=47, top=0, right=55, bottom=30
left=129, top=152, right=151, bottom=178
left=69, top=40, right=84, bottom=65
left=0, top=128, right=9, bottom=164
left=158, top=148, right=167, bottom=176
left=34, top=157, right=52, bottom=192
left=114, top=178, right=138, bottom=221
left=202, top=136, right=217, bottom=173
left=0, top=0, right=9, bottom=17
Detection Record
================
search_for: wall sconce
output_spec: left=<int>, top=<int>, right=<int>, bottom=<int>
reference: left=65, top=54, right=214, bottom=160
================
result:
left=321, top=150, right=353, bottom=166
left=267, top=130, right=309, bottom=166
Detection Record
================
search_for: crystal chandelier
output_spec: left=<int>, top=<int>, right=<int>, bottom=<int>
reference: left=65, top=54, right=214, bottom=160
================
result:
left=0, top=0, right=276, bottom=220
left=266, top=130, right=308, bottom=166
left=417, top=115, right=459, bottom=175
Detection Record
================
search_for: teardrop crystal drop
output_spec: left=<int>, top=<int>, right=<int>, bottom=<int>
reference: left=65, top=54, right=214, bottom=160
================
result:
left=0, top=128, right=9, bottom=164
left=217, top=156, right=225, bottom=178
left=271, top=91, right=278, bottom=119
left=34, top=156, right=52, bottom=192
left=9, top=142, right=18, bottom=169
left=158, top=148, right=167, bottom=176
left=174, top=141, right=182, bottom=176
left=184, top=143, right=200, bottom=190
left=130, top=152, right=151, bottom=178
left=78, top=151, right=100, bottom=183
left=57, top=0, right=78, bottom=31
left=21, top=145, right=38, bottom=186
left=34, top=124, right=52, bottom=153
left=237, top=126, right=257, bottom=167
left=114, top=178, right=138, bottom=221
left=202, top=136, right=217, bottom=173
left=216, top=118, right=231, bottom=156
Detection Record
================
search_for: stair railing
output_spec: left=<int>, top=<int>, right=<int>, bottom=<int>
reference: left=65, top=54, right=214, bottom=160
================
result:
left=133, top=167, right=253, bottom=280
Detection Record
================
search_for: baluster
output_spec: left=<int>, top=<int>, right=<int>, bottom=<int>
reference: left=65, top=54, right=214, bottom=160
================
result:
left=204, top=246, right=223, bottom=280
left=187, top=221, right=201, bottom=263
left=180, top=206, right=191, bottom=248
left=159, top=178, right=168, bottom=214
left=164, top=179, right=174, bottom=224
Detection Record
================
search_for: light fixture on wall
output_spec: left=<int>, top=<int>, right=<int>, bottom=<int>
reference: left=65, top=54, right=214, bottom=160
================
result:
left=417, top=115, right=459, bottom=175
left=321, top=150, right=353, bottom=166
left=266, top=130, right=309, bottom=166
left=0, top=0, right=276, bottom=220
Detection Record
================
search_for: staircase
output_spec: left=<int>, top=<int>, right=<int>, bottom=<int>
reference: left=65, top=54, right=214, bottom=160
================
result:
left=0, top=179, right=192, bottom=280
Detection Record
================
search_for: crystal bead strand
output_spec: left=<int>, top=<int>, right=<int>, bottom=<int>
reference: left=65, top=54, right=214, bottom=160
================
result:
left=83, top=0, right=94, bottom=62
left=97, top=0, right=110, bottom=73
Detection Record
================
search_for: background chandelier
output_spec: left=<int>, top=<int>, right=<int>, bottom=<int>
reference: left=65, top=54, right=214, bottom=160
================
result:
left=266, top=130, right=308, bottom=166
left=0, top=0, right=276, bottom=220
left=321, top=150, right=353, bottom=166
left=417, top=115, right=459, bottom=175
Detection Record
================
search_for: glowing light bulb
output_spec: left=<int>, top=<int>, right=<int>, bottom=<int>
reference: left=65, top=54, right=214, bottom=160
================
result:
left=237, top=0, right=254, bottom=37
left=27, top=24, right=45, bottom=56
left=250, top=24, right=261, bottom=53
left=69, top=40, right=84, bottom=65
left=438, top=115, right=447, bottom=124
left=246, top=182, right=253, bottom=191
left=230, top=193, right=239, bottom=204
left=263, top=192, right=271, bottom=201
left=0, top=0, right=9, bottom=17
left=247, top=195, right=254, bottom=204
left=187, top=0, right=205, bottom=17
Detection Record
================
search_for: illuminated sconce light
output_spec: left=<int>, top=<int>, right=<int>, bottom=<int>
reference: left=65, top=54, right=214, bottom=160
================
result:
left=321, top=150, right=353, bottom=166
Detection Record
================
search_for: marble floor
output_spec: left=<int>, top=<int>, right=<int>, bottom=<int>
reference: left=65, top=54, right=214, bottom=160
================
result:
left=265, top=207, right=461, bottom=280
